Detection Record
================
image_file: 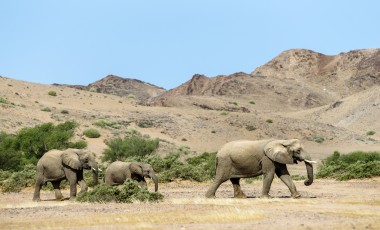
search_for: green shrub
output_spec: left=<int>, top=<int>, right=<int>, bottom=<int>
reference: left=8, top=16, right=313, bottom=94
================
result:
left=0, top=121, right=82, bottom=170
left=316, top=151, right=380, bottom=180
left=76, top=179, right=163, bottom=203
left=69, top=140, right=88, bottom=149
left=312, top=136, right=325, bottom=143
left=41, top=107, right=51, bottom=112
left=102, top=135, right=159, bottom=162
left=367, top=130, right=376, bottom=136
left=220, top=111, right=229, bottom=116
left=1, top=164, right=36, bottom=192
left=61, top=110, right=69, bottom=114
left=89, top=87, right=97, bottom=93
left=245, top=125, right=256, bottom=131
left=139, top=151, right=216, bottom=183
left=266, top=119, right=273, bottom=123
left=48, top=91, right=57, bottom=96
left=93, top=118, right=120, bottom=129
left=83, top=128, right=101, bottom=138
left=0, top=97, right=9, bottom=104
left=249, top=101, right=256, bottom=105
left=137, top=120, right=154, bottom=128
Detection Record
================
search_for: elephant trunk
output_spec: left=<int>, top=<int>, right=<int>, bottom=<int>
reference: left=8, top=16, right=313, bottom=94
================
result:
left=301, top=151, right=313, bottom=186
left=149, top=172, right=158, bottom=192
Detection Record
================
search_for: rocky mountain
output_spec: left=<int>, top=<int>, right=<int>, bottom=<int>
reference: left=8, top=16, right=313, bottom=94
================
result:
left=88, top=75, right=166, bottom=101
left=252, top=48, right=380, bottom=97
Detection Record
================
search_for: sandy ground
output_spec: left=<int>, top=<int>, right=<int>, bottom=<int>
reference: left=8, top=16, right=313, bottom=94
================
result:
left=1, top=179, right=379, bottom=230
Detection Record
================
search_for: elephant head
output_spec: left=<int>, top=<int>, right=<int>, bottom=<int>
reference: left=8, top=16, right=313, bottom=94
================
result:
left=61, top=149, right=99, bottom=185
left=264, top=139, right=314, bottom=186
left=130, top=162, right=158, bottom=192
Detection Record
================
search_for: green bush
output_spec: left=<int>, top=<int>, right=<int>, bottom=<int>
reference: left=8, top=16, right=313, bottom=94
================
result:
left=139, top=151, right=216, bottom=182
left=48, top=91, right=57, bottom=96
left=316, top=151, right=380, bottom=180
left=93, top=118, right=120, bottom=129
left=83, top=128, right=101, bottom=138
left=367, top=130, right=376, bottom=136
left=102, top=135, right=159, bottom=162
left=245, top=125, right=256, bottom=131
left=1, top=164, right=36, bottom=192
left=69, top=140, right=88, bottom=149
left=137, top=120, right=154, bottom=128
left=266, top=119, right=273, bottom=123
left=76, top=179, right=163, bottom=203
left=41, top=107, right=51, bottom=112
left=61, top=110, right=69, bottom=114
left=0, top=121, right=84, bottom=170
left=249, top=100, right=256, bottom=105
left=0, top=97, right=9, bottom=104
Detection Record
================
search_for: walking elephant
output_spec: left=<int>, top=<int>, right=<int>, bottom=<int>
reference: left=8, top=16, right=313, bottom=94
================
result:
left=33, top=148, right=99, bottom=201
left=205, top=139, right=315, bottom=198
left=104, top=161, right=158, bottom=192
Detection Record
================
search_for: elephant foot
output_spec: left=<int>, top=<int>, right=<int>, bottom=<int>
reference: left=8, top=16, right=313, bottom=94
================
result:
left=291, top=192, right=301, bottom=199
left=260, top=194, right=272, bottom=199
left=205, top=194, right=216, bottom=198
left=234, top=192, right=247, bottom=199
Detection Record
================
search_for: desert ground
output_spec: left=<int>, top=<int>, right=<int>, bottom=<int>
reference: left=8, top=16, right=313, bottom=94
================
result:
left=1, top=178, right=380, bottom=230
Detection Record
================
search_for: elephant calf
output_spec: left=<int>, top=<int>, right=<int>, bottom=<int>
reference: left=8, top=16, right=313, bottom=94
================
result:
left=104, top=161, right=158, bottom=192
left=33, top=148, right=99, bottom=201
left=206, top=139, right=315, bottom=199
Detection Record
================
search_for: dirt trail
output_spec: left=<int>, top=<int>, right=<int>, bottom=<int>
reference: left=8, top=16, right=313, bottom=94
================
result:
left=1, top=179, right=379, bottom=229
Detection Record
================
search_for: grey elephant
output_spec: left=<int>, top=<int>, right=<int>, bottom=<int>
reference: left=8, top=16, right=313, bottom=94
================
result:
left=205, top=139, right=315, bottom=199
left=104, top=161, right=158, bottom=192
left=33, top=148, right=99, bottom=201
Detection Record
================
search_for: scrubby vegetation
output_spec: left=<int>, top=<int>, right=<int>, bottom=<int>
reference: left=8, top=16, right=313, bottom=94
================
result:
left=93, top=118, right=120, bottom=129
left=48, top=91, right=57, bottom=96
left=83, top=128, right=101, bottom=138
left=0, top=97, right=9, bottom=104
left=76, top=179, right=163, bottom=203
left=316, top=151, right=380, bottom=180
left=101, top=135, right=159, bottom=162
left=366, top=130, right=376, bottom=136
left=0, top=164, right=35, bottom=192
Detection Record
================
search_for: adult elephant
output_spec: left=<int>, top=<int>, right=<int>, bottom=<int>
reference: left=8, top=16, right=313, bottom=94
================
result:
left=33, top=148, right=99, bottom=201
left=104, top=161, right=158, bottom=192
left=205, top=139, right=315, bottom=199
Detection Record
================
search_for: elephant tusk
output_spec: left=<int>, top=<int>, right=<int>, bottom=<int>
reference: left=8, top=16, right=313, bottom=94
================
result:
left=304, top=159, right=317, bottom=164
left=92, top=167, right=100, bottom=172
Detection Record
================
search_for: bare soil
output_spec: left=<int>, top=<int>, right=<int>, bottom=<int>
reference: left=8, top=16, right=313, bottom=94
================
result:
left=1, top=179, right=380, bottom=230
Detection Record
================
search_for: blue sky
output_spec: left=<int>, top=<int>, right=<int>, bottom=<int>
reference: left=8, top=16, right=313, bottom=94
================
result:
left=1, top=1, right=379, bottom=90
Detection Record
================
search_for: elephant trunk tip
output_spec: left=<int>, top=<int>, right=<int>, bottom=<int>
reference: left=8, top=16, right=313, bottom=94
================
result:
left=304, top=179, right=313, bottom=186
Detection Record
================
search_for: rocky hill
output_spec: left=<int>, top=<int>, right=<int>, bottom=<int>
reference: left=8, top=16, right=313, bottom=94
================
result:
left=88, top=75, right=166, bottom=101
left=58, top=75, right=166, bottom=102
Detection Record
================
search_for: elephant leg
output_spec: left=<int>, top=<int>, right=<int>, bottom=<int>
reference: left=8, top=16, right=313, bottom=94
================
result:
left=33, top=177, right=44, bottom=201
left=77, top=180, right=88, bottom=194
left=205, top=162, right=230, bottom=198
left=275, top=165, right=300, bottom=198
left=52, top=181, right=64, bottom=201
left=77, top=170, right=88, bottom=193
left=230, top=178, right=246, bottom=198
left=261, top=158, right=275, bottom=198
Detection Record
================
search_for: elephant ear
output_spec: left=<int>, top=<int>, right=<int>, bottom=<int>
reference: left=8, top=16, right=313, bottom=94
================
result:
left=61, top=149, right=82, bottom=170
left=129, top=162, right=143, bottom=175
left=264, top=140, right=295, bottom=164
